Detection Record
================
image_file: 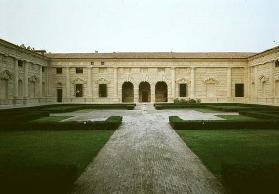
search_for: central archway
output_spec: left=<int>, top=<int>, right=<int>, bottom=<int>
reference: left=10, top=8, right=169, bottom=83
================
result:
left=122, top=82, right=134, bottom=102
left=155, top=81, right=168, bottom=102
left=139, top=82, right=151, bottom=103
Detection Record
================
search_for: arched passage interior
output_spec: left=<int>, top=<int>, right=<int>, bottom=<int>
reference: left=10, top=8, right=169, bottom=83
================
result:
left=122, top=82, right=134, bottom=102
left=139, top=82, right=151, bottom=102
left=155, top=81, right=168, bottom=102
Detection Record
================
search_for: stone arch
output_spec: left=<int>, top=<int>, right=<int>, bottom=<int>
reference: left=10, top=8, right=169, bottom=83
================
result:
left=155, top=81, right=168, bottom=102
left=122, top=82, right=134, bottom=103
left=139, top=81, right=151, bottom=103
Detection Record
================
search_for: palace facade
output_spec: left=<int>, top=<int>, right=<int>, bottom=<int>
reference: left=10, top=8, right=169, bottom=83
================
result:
left=0, top=38, right=279, bottom=107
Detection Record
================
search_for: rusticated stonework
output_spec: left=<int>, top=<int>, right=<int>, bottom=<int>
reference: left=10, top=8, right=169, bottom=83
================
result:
left=0, top=38, right=279, bottom=107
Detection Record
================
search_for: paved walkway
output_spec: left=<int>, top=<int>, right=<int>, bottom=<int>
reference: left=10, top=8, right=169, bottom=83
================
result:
left=70, top=104, right=224, bottom=194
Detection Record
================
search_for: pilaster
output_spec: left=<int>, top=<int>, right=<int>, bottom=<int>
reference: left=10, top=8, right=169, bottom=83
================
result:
left=65, top=67, right=70, bottom=98
left=171, top=67, right=176, bottom=99
left=39, top=65, right=43, bottom=98
left=191, top=67, right=195, bottom=98
left=151, top=83, right=155, bottom=103
left=24, top=61, right=29, bottom=98
left=87, top=67, right=92, bottom=97
left=227, top=67, right=232, bottom=97
left=14, top=58, right=18, bottom=98
left=113, top=67, right=118, bottom=97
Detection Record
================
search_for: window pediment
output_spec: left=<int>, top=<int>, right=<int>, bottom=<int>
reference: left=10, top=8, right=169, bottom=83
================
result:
left=96, top=78, right=110, bottom=84
left=204, top=77, right=218, bottom=84
left=28, top=75, right=39, bottom=83
left=72, top=78, right=87, bottom=84
left=259, top=75, right=269, bottom=83
left=176, top=78, right=191, bottom=84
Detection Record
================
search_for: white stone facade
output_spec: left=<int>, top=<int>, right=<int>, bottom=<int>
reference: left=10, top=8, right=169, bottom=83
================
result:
left=1, top=38, right=279, bottom=107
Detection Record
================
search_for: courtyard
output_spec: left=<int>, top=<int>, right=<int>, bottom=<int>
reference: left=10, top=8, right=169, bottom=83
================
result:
left=1, top=103, right=279, bottom=194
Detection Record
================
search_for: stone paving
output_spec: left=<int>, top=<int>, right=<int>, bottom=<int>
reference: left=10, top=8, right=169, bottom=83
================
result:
left=62, top=104, right=226, bottom=194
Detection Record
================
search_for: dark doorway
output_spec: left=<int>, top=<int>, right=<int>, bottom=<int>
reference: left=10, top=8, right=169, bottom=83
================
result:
left=139, top=82, right=151, bottom=102
left=122, top=82, right=134, bottom=102
left=57, top=88, right=62, bottom=102
left=142, top=91, right=148, bottom=102
left=155, top=81, right=168, bottom=102
left=235, top=84, right=244, bottom=97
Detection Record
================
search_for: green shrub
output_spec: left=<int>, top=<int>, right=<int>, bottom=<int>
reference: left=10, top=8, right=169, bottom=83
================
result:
left=222, top=162, right=279, bottom=194
left=169, top=116, right=279, bottom=130
left=1, top=116, right=122, bottom=131
left=173, top=98, right=201, bottom=104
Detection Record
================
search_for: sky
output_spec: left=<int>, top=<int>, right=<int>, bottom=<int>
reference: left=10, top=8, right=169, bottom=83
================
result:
left=0, top=0, right=278, bottom=53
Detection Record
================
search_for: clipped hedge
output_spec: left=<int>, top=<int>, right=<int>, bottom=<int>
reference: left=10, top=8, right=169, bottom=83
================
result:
left=1, top=116, right=122, bottom=131
left=240, top=111, right=279, bottom=120
left=169, top=116, right=279, bottom=130
left=222, top=162, right=279, bottom=194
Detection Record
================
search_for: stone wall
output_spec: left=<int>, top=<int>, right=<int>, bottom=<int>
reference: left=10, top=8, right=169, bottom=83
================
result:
left=248, top=47, right=279, bottom=106
left=0, top=39, right=49, bottom=106
left=1, top=38, right=279, bottom=107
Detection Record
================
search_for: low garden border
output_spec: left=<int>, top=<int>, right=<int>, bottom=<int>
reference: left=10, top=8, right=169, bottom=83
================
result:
left=169, top=116, right=279, bottom=130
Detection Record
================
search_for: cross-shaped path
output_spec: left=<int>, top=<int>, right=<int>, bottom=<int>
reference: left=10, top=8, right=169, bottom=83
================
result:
left=70, top=104, right=224, bottom=194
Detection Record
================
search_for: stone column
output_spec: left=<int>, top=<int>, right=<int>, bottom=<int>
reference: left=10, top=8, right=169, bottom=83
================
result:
left=113, top=67, right=118, bottom=97
left=39, top=65, right=43, bottom=98
left=151, top=83, right=155, bottom=103
left=190, top=67, right=195, bottom=98
left=87, top=67, right=92, bottom=98
left=271, top=62, right=275, bottom=103
left=227, top=67, right=232, bottom=98
left=65, top=67, right=70, bottom=99
left=14, top=58, right=18, bottom=98
left=24, top=61, right=29, bottom=98
left=171, top=67, right=176, bottom=100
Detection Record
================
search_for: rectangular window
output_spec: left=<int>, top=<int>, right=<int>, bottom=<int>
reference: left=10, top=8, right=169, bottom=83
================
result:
left=275, top=60, right=279, bottom=68
left=99, top=84, right=107, bottom=97
left=235, top=84, right=244, bottom=97
left=101, top=61, right=105, bottom=65
left=76, top=67, right=83, bottom=74
left=179, top=84, right=187, bottom=97
left=91, top=62, right=94, bottom=65
left=42, top=67, right=45, bottom=72
left=75, top=84, right=83, bottom=97
left=18, top=60, right=23, bottom=67
left=56, top=68, right=62, bottom=74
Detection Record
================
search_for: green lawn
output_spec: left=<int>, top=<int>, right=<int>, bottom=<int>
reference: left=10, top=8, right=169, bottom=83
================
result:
left=0, top=130, right=114, bottom=194
left=177, top=130, right=279, bottom=194
left=73, top=109, right=96, bottom=113
left=192, top=107, right=220, bottom=113
left=31, top=116, right=72, bottom=123
left=217, top=115, right=259, bottom=121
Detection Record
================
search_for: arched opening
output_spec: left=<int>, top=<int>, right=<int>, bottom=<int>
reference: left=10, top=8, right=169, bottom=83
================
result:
left=122, top=82, right=134, bottom=102
left=18, top=80, right=23, bottom=98
left=155, top=81, right=168, bottom=102
left=0, top=79, right=8, bottom=100
left=139, top=82, right=151, bottom=102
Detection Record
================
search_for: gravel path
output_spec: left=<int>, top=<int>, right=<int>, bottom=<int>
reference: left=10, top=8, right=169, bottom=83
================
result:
left=71, top=104, right=224, bottom=194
